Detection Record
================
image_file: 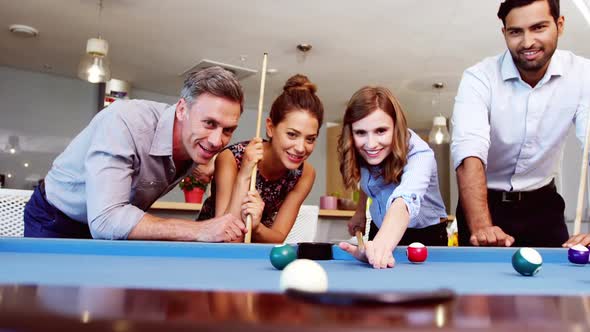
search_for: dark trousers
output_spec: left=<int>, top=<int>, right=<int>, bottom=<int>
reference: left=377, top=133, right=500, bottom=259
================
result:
left=368, top=221, right=448, bottom=246
left=24, top=184, right=92, bottom=239
left=455, top=181, right=568, bottom=247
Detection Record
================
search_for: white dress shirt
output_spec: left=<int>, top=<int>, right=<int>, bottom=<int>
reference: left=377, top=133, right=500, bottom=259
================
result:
left=451, top=50, right=590, bottom=191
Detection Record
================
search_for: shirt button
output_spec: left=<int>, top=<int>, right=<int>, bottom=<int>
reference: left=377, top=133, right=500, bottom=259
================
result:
left=411, top=194, right=417, bottom=201
left=150, top=181, right=155, bottom=185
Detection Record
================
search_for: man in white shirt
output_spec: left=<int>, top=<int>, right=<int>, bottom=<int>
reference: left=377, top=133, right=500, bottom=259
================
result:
left=451, top=0, right=590, bottom=247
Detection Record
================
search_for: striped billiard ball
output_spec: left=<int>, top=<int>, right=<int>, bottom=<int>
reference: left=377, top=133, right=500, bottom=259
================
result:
left=512, top=247, right=543, bottom=276
left=270, top=244, right=297, bottom=270
left=567, top=244, right=589, bottom=265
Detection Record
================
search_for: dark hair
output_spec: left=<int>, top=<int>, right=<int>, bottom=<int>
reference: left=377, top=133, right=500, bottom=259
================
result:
left=338, top=86, right=410, bottom=188
left=268, top=74, right=324, bottom=131
left=181, top=66, right=244, bottom=112
left=497, top=0, right=560, bottom=25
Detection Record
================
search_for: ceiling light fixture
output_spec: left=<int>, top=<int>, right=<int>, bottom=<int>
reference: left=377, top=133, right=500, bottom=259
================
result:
left=4, top=135, right=21, bottom=155
left=77, top=0, right=111, bottom=83
left=296, top=43, right=312, bottom=52
left=573, top=0, right=590, bottom=25
left=428, top=83, right=450, bottom=145
left=8, top=24, right=39, bottom=38
left=296, top=43, right=312, bottom=65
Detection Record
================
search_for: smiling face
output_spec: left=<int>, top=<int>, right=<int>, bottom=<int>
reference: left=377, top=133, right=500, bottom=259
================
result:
left=176, top=93, right=241, bottom=164
left=502, top=0, right=564, bottom=76
left=351, top=109, right=394, bottom=166
left=266, top=110, right=319, bottom=170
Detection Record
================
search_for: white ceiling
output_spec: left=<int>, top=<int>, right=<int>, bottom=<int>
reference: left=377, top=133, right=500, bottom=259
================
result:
left=1, top=0, right=589, bottom=128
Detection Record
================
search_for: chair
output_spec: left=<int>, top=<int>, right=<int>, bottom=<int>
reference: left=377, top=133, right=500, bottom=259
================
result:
left=0, top=189, right=33, bottom=237
left=284, top=205, right=320, bottom=244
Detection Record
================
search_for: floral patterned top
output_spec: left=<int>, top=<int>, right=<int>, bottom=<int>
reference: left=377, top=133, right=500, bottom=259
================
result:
left=197, top=140, right=304, bottom=227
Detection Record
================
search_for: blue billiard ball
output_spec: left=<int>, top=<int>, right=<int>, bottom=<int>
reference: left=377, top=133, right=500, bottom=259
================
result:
left=567, top=244, right=589, bottom=265
left=270, top=244, right=297, bottom=270
left=512, top=248, right=543, bottom=276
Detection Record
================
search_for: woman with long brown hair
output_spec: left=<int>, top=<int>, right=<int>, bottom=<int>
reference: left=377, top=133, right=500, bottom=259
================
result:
left=337, top=86, right=447, bottom=269
left=197, top=74, right=324, bottom=243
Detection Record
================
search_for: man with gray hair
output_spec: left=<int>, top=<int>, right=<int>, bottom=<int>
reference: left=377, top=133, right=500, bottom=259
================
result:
left=24, top=66, right=247, bottom=241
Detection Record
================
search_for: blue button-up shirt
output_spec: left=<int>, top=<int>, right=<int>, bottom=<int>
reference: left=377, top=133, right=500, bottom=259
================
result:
left=44, top=99, right=191, bottom=239
left=360, top=129, right=447, bottom=229
left=452, top=50, right=590, bottom=191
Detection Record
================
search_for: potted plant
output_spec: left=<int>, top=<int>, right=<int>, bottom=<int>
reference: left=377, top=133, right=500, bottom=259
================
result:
left=179, top=175, right=207, bottom=203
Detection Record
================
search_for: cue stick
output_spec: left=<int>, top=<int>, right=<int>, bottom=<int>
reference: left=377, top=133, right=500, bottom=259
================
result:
left=355, top=228, right=365, bottom=252
left=574, top=111, right=590, bottom=235
left=244, top=53, right=268, bottom=244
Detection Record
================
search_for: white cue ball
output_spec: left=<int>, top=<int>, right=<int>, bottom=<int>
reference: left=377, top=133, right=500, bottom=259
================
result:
left=279, top=259, right=328, bottom=292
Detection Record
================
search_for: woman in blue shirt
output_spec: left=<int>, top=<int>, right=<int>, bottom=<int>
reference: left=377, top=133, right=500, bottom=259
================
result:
left=337, top=86, right=448, bottom=269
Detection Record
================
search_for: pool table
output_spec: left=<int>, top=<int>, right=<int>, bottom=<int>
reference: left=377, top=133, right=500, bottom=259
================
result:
left=0, top=237, right=589, bottom=331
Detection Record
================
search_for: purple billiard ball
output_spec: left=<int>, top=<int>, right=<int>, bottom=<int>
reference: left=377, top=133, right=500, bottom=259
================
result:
left=567, top=244, right=589, bottom=265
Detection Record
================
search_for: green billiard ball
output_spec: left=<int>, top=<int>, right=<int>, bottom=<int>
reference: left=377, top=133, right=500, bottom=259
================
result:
left=270, top=244, right=297, bottom=270
left=512, top=247, right=543, bottom=276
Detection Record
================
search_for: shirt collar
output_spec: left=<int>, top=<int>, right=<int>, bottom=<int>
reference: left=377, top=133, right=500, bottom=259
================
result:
left=501, top=49, right=564, bottom=82
left=543, top=50, right=563, bottom=79
left=501, top=50, right=520, bottom=81
left=149, top=104, right=177, bottom=156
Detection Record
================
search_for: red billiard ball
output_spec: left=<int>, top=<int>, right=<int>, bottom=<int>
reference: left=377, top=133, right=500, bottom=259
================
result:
left=406, top=242, right=427, bottom=263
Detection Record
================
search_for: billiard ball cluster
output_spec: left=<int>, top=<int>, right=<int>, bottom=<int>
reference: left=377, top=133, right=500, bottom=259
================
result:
left=270, top=244, right=329, bottom=292
left=511, top=245, right=590, bottom=276
left=271, top=241, right=435, bottom=293
left=273, top=242, right=589, bottom=290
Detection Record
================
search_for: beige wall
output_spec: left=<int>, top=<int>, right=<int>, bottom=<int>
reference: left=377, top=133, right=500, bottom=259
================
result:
left=325, top=125, right=354, bottom=199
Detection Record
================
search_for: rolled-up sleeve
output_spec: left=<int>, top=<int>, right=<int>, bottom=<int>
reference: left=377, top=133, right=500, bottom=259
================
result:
left=85, top=112, right=146, bottom=239
left=574, top=63, right=590, bottom=151
left=386, top=139, right=435, bottom=220
left=574, top=104, right=589, bottom=148
left=451, top=68, right=492, bottom=170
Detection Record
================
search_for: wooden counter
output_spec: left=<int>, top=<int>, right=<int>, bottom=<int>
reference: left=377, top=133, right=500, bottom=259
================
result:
left=149, top=201, right=454, bottom=242
left=150, top=201, right=354, bottom=218
left=151, top=201, right=202, bottom=211
left=150, top=202, right=455, bottom=221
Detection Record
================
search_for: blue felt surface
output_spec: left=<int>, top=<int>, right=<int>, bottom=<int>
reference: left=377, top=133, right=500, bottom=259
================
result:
left=0, top=238, right=588, bottom=295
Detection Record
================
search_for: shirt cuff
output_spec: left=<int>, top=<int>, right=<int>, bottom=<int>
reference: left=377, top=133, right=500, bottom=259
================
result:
left=386, top=193, right=420, bottom=220
left=451, top=143, right=488, bottom=171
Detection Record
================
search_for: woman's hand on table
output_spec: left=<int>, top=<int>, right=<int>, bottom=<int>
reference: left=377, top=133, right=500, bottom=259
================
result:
left=365, top=235, right=396, bottom=269
left=338, top=240, right=396, bottom=269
